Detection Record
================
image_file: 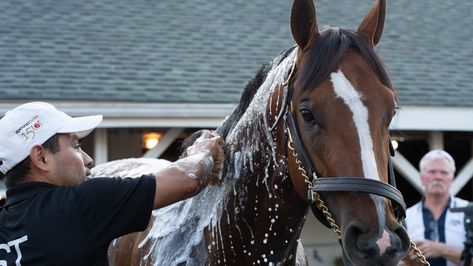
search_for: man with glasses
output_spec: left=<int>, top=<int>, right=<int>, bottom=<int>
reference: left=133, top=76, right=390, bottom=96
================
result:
left=402, top=150, right=470, bottom=266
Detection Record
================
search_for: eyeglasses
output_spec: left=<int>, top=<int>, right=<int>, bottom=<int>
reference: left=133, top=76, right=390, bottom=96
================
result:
left=428, top=220, right=439, bottom=241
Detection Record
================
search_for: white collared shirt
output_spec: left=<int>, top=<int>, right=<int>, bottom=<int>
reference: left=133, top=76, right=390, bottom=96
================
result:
left=404, top=196, right=469, bottom=266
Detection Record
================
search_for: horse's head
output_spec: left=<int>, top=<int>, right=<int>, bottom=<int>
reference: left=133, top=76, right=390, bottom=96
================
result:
left=286, top=0, right=410, bottom=265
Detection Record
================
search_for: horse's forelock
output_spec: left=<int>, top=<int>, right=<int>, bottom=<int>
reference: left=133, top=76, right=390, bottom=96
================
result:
left=298, top=28, right=393, bottom=94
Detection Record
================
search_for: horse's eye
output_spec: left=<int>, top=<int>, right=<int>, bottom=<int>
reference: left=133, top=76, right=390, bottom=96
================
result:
left=299, top=108, right=315, bottom=124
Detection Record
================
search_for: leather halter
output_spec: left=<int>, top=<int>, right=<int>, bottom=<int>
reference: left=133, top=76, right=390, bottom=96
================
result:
left=286, top=112, right=406, bottom=226
left=274, top=61, right=406, bottom=229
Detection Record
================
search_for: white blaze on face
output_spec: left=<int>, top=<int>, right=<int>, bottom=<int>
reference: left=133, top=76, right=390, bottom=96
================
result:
left=331, top=71, right=389, bottom=248
left=330, top=70, right=379, bottom=181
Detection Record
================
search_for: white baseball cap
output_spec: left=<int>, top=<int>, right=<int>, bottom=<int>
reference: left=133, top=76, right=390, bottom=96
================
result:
left=0, top=102, right=103, bottom=174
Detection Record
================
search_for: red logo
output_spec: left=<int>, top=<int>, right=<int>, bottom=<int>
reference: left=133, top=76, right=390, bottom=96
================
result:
left=33, top=122, right=41, bottom=129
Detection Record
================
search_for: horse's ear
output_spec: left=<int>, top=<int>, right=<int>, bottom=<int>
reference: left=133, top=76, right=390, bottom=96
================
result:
left=290, top=0, right=319, bottom=50
left=357, top=0, right=386, bottom=47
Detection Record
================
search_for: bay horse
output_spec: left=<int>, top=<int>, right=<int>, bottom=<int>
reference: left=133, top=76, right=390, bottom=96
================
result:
left=92, top=0, right=412, bottom=265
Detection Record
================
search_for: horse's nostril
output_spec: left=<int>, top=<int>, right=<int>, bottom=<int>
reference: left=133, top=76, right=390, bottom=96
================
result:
left=345, top=224, right=377, bottom=255
left=394, top=226, right=411, bottom=254
left=344, top=223, right=410, bottom=265
left=356, top=234, right=379, bottom=256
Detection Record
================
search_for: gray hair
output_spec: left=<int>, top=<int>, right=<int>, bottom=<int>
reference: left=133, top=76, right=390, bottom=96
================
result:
left=419, top=149, right=456, bottom=175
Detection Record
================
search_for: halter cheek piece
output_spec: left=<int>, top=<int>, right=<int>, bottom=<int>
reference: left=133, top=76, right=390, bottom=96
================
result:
left=275, top=60, right=406, bottom=230
left=286, top=112, right=406, bottom=227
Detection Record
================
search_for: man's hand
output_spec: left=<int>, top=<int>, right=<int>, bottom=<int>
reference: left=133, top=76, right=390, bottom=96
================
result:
left=185, top=130, right=225, bottom=183
left=412, top=239, right=442, bottom=259
left=399, top=239, right=464, bottom=266
left=152, top=131, right=225, bottom=209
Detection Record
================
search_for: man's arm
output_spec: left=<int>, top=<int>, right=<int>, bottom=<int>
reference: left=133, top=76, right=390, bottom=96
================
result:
left=413, top=240, right=466, bottom=265
left=152, top=131, right=224, bottom=209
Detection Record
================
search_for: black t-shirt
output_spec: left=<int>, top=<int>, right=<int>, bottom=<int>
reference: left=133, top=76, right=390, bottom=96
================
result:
left=0, top=174, right=156, bottom=266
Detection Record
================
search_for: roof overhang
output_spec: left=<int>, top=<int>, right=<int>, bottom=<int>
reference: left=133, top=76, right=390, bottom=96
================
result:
left=0, top=101, right=237, bottom=128
left=390, top=106, right=473, bottom=131
left=1, top=101, right=472, bottom=131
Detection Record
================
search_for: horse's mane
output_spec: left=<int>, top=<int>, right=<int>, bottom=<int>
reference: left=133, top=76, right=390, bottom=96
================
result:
left=182, top=47, right=296, bottom=151
left=216, top=47, right=296, bottom=138
left=297, top=27, right=393, bottom=93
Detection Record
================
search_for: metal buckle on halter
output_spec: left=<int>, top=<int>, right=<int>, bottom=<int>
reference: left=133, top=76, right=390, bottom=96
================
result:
left=307, top=175, right=317, bottom=202
left=307, top=188, right=314, bottom=202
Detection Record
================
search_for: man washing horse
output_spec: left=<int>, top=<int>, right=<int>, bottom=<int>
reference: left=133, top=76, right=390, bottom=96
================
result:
left=0, top=101, right=225, bottom=265
left=102, top=0, right=412, bottom=265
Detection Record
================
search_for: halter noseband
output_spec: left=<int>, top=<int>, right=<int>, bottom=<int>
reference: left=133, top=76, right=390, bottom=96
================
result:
left=275, top=59, right=406, bottom=234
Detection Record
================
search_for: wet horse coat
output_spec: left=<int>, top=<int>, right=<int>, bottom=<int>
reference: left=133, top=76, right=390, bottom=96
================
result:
left=94, top=0, right=410, bottom=265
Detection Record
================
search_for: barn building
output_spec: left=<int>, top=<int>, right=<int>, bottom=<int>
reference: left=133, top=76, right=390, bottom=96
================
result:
left=1, top=0, right=472, bottom=265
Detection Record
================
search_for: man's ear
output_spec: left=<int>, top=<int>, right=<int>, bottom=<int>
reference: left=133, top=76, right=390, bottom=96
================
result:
left=29, top=145, right=51, bottom=172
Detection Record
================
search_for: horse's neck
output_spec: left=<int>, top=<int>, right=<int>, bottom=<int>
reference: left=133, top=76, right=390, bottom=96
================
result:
left=213, top=119, right=309, bottom=263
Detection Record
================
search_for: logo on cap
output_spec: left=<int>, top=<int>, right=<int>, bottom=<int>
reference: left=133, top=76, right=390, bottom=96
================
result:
left=15, top=115, right=42, bottom=141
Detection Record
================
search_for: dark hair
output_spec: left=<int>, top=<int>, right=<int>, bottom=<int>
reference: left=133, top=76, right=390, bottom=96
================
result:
left=4, top=134, right=61, bottom=188
left=297, top=28, right=392, bottom=93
